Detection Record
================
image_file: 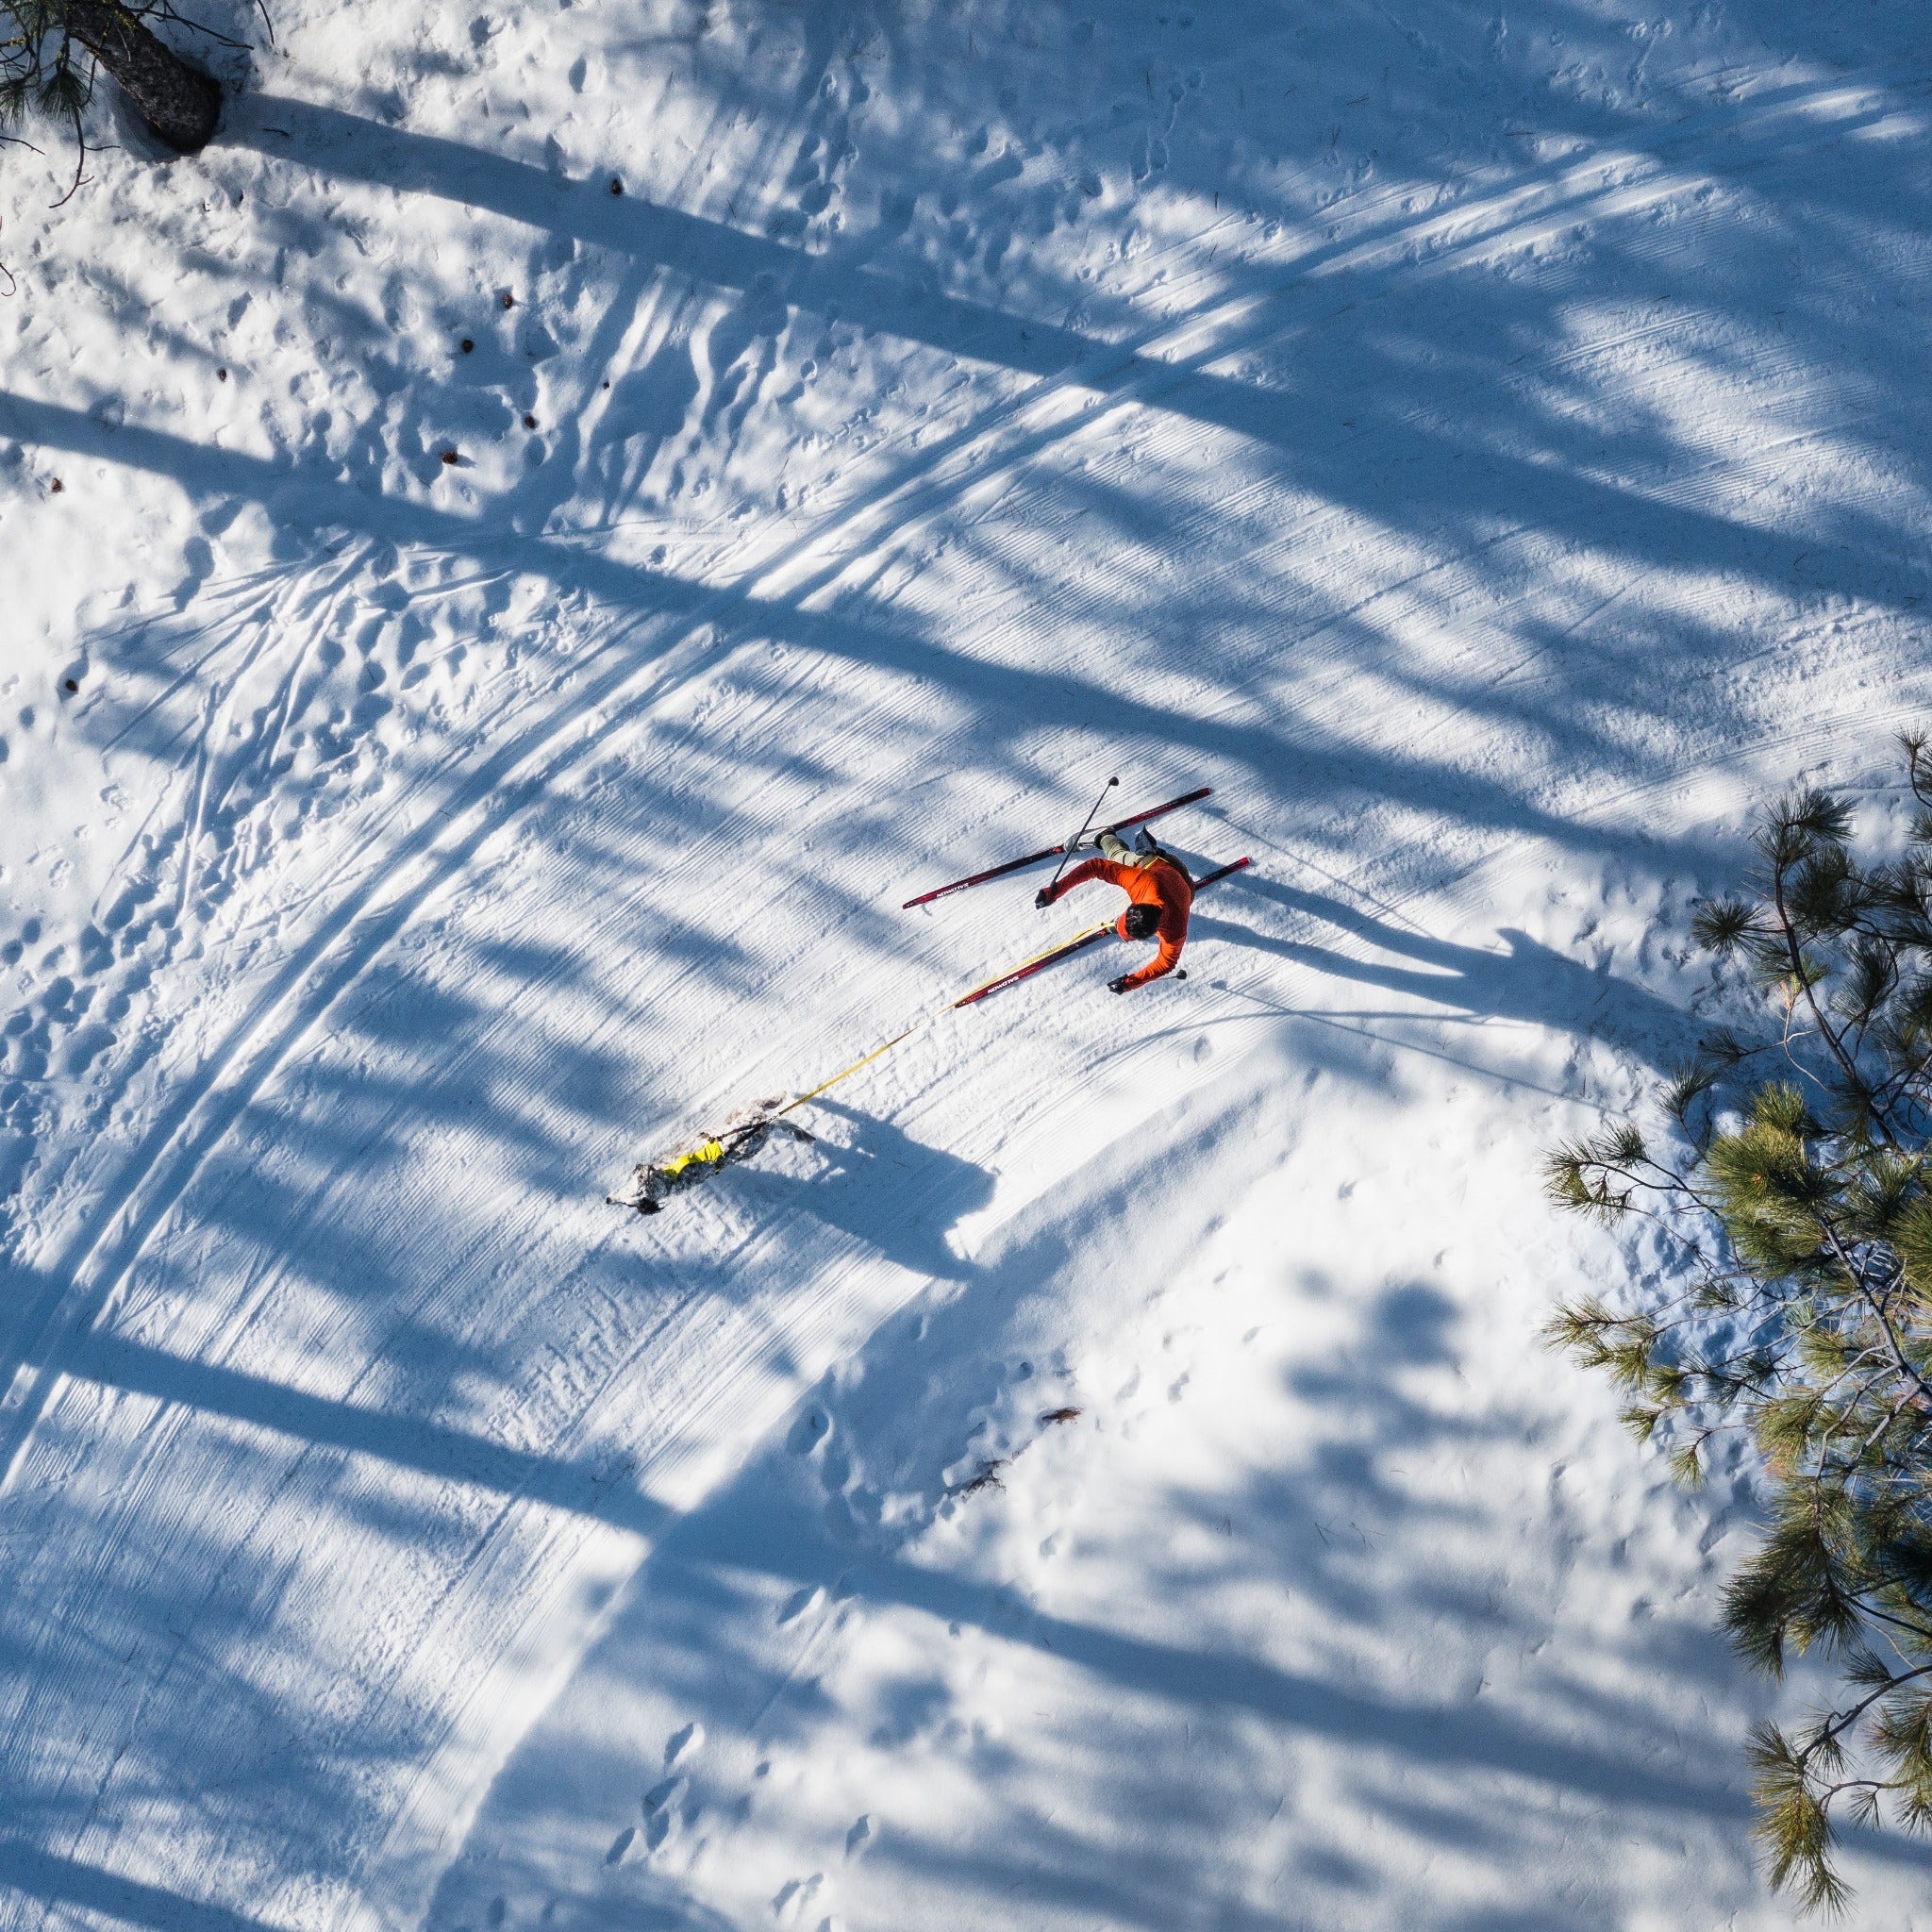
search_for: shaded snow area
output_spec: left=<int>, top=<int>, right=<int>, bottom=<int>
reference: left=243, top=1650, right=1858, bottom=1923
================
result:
left=5, top=0, right=1932, bottom=1924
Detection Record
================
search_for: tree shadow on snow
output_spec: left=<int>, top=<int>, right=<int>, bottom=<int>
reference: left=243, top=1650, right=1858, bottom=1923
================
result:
left=413, top=1113, right=1932, bottom=1932
left=8, top=0, right=1932, bottom=1921
left=1188, top=870, right=1701, bottom=1073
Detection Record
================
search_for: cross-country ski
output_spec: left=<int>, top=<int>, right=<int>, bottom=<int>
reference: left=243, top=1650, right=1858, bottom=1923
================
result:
left=958, top=854, right=1252, bottom=1007
left=900, top=783, right=1212, bottom=907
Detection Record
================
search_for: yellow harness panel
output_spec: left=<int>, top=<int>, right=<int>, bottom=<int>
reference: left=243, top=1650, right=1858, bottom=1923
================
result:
left=661, top=1138, right=726, bottom=1179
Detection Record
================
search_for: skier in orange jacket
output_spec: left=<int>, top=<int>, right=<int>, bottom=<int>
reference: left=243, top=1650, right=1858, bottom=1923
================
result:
left=1035, top=829, right=1193, bottom=993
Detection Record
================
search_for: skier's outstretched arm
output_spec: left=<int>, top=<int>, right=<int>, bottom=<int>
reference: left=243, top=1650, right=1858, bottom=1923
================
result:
left=1112, top=932, right=1184, bottom=992
left=1036, top=856, right=1127, bottom=908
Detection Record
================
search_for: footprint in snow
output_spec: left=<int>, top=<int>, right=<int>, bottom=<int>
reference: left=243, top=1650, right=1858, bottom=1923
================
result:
left=642, top=1774, right=687, bottom=1815
left=771, top=1874, right=823, bottom=1922
left=641, top=1774, right=688, bottom=1851
left=1131, top=132, right=1169, bottom=181
left=777, top=1585, right=822, bottom=1624
left=787, top=1408, right=830, bottom=1455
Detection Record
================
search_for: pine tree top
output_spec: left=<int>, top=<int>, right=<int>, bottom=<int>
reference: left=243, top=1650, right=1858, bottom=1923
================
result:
left=1549, top=734, right=1932, bottom=1913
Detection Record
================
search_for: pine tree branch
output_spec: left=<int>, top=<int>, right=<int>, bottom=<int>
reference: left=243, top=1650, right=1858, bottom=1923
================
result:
left=1849, top=1601, right=1932, bottom=1648
left=1771, top=852, right=1900, bottom=1149
left=1819, top=1221, right=1932, bottom=1412
left=1798, top=1662, right=1932, bottom=1770
left=1809, top=1374, right=1910, bottom=1481
left=1849, top=1391, right=1924, bottom=1468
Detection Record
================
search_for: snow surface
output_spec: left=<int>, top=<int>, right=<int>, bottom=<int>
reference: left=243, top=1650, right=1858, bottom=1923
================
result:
left=4, top=0, right=1932, bottom=1924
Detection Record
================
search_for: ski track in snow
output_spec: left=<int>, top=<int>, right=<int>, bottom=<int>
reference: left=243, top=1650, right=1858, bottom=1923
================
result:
left=8, top=61, right=1919, bottom=1459
left=4, top=1, right=1932, bottom=1927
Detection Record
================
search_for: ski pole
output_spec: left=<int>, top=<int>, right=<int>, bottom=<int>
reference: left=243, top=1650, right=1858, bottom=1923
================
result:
left=1040, top=774, right=1119, bottom=899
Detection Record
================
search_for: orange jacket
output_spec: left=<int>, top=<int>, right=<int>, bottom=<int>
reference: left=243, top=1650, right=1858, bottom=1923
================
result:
left=1041, top=856, right=1192, bottom=991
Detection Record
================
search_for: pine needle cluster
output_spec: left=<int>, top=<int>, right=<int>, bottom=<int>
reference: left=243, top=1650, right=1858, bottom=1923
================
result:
left=1546, top=737, right=1932, bottom=1911
left=0, top=1, right=94, bottom=137
left=0, top=1, right=255, bottom=173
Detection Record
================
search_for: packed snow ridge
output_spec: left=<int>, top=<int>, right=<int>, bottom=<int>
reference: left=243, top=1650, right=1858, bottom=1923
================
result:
left=3, top=0, right=1931, bottom=1925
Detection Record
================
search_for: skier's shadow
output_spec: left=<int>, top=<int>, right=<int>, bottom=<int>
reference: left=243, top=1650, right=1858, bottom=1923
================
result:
left=1186, top=873, right=1694, bottom=1063
left=766, top=1097, right=994, bottom=1280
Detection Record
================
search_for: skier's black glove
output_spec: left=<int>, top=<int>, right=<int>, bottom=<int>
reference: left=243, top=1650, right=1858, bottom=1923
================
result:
left=1108, top=974, right=1130, bottom=994
left=1034, top=888, right=1053, bottom=909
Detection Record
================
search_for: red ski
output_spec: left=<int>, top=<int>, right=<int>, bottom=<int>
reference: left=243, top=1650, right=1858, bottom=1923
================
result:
left=952, top=857, right=1251, bottom=1008
left=903, top=786, right=1212, bottom=908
